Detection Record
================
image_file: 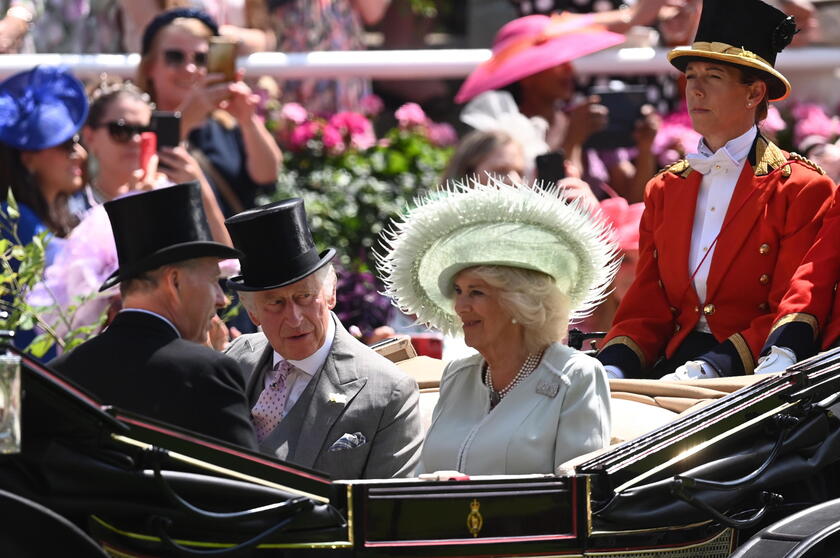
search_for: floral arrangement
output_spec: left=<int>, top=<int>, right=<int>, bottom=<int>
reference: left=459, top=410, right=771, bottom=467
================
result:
left=262, top=96, right=455, bottom=337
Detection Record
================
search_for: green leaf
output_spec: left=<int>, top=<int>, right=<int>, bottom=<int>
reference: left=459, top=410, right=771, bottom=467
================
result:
left=5, top=190, right=18, bottom=219
left=26, top=333, right=56, bottom=359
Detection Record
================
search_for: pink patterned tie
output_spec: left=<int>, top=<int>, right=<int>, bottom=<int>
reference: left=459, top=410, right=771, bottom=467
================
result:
left=251, top=360, right=294, bottom=442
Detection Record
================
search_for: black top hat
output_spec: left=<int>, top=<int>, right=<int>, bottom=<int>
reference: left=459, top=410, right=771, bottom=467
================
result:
left=667, top=0, right=797, bottom=101
left=225, top=199, right=336, bottom=291
left=99, top=182, right=242, bottom=291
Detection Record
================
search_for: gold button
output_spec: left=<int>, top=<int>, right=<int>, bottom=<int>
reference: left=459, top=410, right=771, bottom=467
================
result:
left=653, top=248, right=658, bottom=260
left=669, top=306, right=678, bottom=315
left=758, top=302, right=770, bottom=311
left=694, top=305, right=700, bottom=313
left=759, top=243, right=770, bottom=255
left=759, top=274, right=770, bottom=285
left=703, top=303, right=716, bottom=316
left=658, top=280, right=664, bottom=288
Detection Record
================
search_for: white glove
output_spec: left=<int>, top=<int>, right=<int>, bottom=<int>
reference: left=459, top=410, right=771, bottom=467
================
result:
left=754, top=346, right=797, bottom=375
left=660, top=360, right=720, bottom=381
left=604, top=365, right=625, bottom=379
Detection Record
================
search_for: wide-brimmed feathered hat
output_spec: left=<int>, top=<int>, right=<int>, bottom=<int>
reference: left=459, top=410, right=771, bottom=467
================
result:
left=454, top=13, right=625, bottom=104
left=667, top=0, right=797, bottom=102
left=376, top=177, right=620, bottom=337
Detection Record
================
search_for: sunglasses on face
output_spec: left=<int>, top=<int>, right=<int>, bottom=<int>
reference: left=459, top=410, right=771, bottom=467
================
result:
left=162, top=48, right=208, bottom=68
left=96, top=120, right=151, bottom=143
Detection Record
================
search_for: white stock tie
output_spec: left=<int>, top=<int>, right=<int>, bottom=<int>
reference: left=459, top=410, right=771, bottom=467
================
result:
left=685, top=150, right=738, bottom=175
left=251, top=360, right=294, bottom=442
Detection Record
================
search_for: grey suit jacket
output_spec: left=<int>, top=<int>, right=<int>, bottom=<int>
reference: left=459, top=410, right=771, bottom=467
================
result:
left=225, top=315, right=422, bottom=479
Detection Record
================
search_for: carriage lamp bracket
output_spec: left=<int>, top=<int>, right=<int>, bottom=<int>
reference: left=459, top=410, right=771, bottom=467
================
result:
left=670, top=481, right=783, bottom=530
left=568, top=329, right=606, bottom=351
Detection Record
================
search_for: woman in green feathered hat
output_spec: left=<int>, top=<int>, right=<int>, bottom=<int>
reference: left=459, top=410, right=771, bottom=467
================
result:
left=597, top=0, right=836, bottom=381
left=378, top=177, right=619, bottom=475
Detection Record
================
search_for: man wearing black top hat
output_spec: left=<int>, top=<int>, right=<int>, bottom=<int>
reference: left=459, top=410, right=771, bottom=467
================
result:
left=49, top=183, right=259, bottom=450
left=223, top=199, right=422, bottom=479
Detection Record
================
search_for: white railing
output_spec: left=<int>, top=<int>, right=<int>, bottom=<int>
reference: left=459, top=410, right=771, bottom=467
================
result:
left=1, top=47, right=839, bottom=103
left=1, top=47, right=839, bottom=80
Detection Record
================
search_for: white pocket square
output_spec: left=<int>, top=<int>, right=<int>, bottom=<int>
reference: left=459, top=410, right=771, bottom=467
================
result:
left=328, top=432, right=367, bottom=452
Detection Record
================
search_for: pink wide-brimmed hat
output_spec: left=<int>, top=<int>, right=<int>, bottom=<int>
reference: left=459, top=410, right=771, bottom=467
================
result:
left=455, top=13, right=626, bottom=104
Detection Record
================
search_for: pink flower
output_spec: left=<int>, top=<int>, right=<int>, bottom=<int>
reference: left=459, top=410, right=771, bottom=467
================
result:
left=760, top=105, right=786, bottom=134
left=359, top=94, right=384, bottom=117
left=395, top=102, right=427, bottom=128
left=329, top=112, right=376, bottom=150
left=281, top=102, right=309, bottom=124
left=289, top=121, right=319, bottom=151
left=791, top=102, right=840, bottom=149
left=427, top=122, right=457, bottom=147
left=652, top=105, right=702, bottom=167
left=322, top=124, right=345, bottom=152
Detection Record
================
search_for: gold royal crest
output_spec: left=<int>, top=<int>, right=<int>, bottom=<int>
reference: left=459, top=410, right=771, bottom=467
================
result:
left=466, top=498, right=483, bottom=537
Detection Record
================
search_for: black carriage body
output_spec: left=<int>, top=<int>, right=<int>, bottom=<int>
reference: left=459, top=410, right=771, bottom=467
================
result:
left=5, top=347, right=840, bottom=557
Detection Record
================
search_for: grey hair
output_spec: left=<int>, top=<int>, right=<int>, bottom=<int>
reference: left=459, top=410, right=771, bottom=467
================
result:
left=239, top=264, right=336, bottom=310
left=461, top=265, right=570, bottom=354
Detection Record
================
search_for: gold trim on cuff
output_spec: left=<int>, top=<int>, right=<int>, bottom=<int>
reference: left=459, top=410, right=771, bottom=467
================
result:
left=602, top=336, right=646, bottom=369
left=771, top=312, right=819, bottom=337
left=729, top=333, right=756, bottom=374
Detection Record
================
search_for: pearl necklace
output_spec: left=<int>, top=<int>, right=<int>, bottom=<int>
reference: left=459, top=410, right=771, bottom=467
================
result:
left=484, top=351, right=543, bottom=408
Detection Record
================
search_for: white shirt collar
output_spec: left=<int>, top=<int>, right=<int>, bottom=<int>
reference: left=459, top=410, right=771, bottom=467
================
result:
left=697, top=125, right=757, bottom=163
left=272, top=312, right=336, bottom=376
left=119, top=308, right=180, bottom=338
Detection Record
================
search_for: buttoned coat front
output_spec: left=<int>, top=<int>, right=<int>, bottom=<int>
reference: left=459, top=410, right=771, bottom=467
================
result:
left=224, top=315, right=423, bottom=479
left=418, top=342, right=611, bottom=476
left=598, top=138, right=835, bottom=377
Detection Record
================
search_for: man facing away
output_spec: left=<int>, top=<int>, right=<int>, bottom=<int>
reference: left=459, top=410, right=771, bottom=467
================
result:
left=50, top=182, right=259, bottom=450
left=223, top=198, right=423, bottom=479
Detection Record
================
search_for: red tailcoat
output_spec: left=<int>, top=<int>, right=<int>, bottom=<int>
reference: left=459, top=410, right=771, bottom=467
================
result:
left=598, top=138, right=835, bottom=377
left=764, top=188, right=840, bottom=353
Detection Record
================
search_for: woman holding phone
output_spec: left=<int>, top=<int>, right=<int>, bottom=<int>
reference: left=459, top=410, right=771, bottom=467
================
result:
left=80, top=78, right=228, bottom=245
left=596, top=0, right=836, bottom=380
left=136, top=8, right=281, bottom=216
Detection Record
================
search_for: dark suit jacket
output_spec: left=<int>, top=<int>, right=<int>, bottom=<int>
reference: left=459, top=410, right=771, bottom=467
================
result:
left=225, top=316, right=422, bottom=479
left=49, top=311, right=258, bottom=450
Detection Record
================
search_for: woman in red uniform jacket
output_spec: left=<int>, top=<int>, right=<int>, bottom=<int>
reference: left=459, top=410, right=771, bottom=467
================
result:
left=596, top=0, right=836, bottom=379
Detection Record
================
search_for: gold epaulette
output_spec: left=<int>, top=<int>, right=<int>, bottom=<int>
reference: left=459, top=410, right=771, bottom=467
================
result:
left=657, top=159, right=692, bottom=178
left=788, top=152, right=826, bottom=175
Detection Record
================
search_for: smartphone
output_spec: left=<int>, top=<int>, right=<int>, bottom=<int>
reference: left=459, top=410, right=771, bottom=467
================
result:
left=535, top=151, right=566, bottom=186
left=150, top=111, right=181, bottom=149
left=207, top=37, right=238, bottom=83
left=139, top=132, right=156, bottom=175
left=584, top=84, right=648, bottom=150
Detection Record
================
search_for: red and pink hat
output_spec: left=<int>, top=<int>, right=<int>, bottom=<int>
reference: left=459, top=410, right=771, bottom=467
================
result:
left=455, top=13, right=625, bottom=104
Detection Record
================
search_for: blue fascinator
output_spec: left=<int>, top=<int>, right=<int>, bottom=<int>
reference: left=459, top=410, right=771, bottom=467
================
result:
left=0, top=66, right=88, bottom=151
